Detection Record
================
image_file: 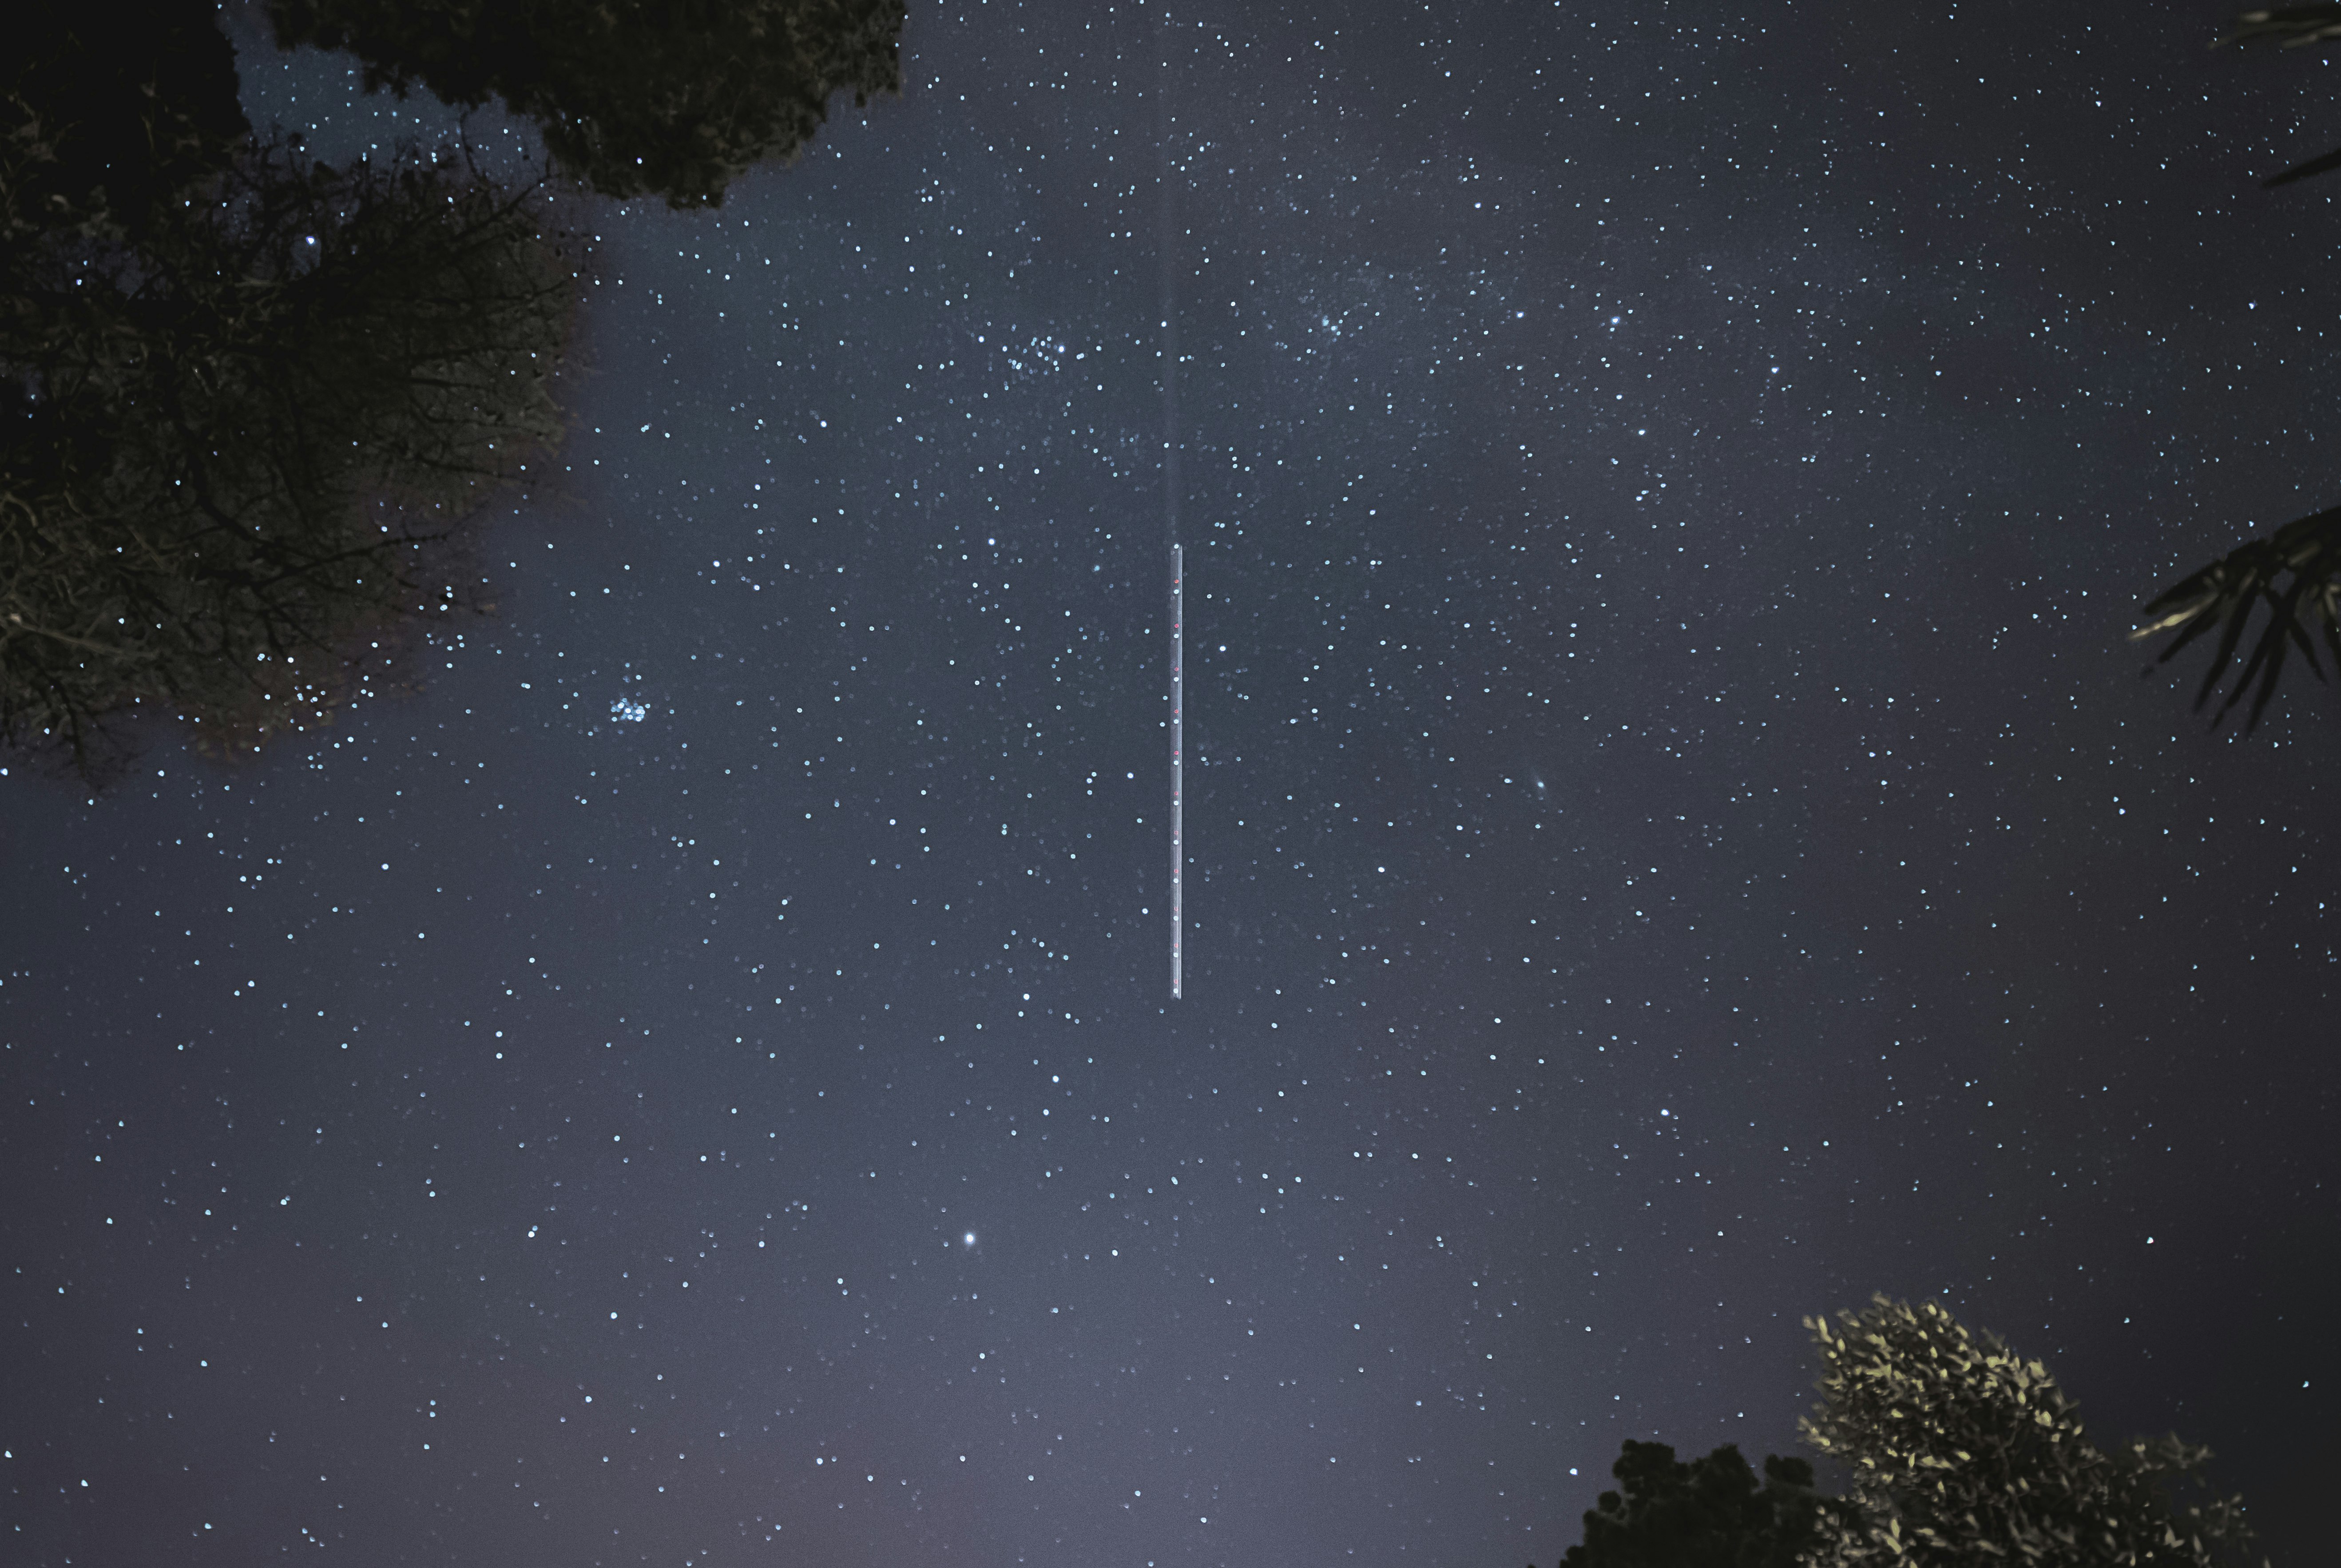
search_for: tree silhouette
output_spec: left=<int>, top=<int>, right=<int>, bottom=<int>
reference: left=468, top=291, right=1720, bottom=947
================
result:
left=2, top=45, right=578, bottom=778
left=2131, top=8, right=2341, bottom=724
left=4, top=0, right=917, bottom=781
left=2130, top=502, right=2341, bottom=732
left=1540, top=1299, right=2263, bottom=1568
left=9, top=6, right=250, bottom=233
left=257, top=0, right=906, bottom=208
left=1546, top=1440, right=1837, bottom=1568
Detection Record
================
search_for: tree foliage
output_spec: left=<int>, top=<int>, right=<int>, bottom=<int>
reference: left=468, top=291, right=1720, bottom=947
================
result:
left=8, top=6, right=251, bottom=232
left=258, top=0, right=906, bottom=208
left=1795, top=1295, right=2263, bottom=1568
left=1543, top=1300, right=2262, bottom=1568
left=1549, top=1440, right=1838, bottom=1568
left=3, top=6, right=579, bottom=778
left=2131, top=8, right=2341, bottom=722
left=5, top=0, right=915, bottom=781
left=2130, top=502, right=2341, bottom=732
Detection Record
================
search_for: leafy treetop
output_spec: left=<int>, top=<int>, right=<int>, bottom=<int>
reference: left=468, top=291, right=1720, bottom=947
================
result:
left=259, top=0, right=906, bottom=207
left=1550, top=1439, right=1837, bottom=1568
left=1797, top=1295, right=2262, bottom=1568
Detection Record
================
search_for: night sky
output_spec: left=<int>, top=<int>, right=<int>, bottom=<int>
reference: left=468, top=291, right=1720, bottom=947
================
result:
left=7, top=1, right=2340, bottom=1563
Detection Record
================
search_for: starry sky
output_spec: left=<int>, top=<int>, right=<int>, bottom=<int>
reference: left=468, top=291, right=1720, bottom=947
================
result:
left=7, top=1, right=2340, bottom=1563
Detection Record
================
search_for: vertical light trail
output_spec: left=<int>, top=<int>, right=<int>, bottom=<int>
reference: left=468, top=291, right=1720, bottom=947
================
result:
left=1159, top=7, right=1184, bottom=1000
left=1170, top=543, right=1183, bottom=1000
left=1157, top=12, right=1181, bottom=543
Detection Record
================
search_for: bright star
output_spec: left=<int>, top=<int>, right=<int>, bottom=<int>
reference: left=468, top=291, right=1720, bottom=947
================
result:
left=963, top=1231, right=977, bottom=1247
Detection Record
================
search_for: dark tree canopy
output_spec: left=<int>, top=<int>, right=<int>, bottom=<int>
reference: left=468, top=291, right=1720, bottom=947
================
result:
left=258, top=0, right=906, bottom=208
left=1543, top=1299, right=2263, bottom=1568
left=2131, top=7, right=2341, bottom=723
left=8, top=4, right=250, bottom=234
left=3, top=4, right=578, bottom=779
left=2130, top=502, right=2341, bottom=732
left=5, top=0, right=914, bottom=781
left=1549, top=1440, right=1835, bottom=1568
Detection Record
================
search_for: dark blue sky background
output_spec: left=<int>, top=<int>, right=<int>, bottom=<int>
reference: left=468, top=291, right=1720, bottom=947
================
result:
left=6, top=1, right=2338, bottom=1563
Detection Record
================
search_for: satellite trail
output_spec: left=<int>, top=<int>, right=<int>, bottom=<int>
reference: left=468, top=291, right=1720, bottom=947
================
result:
left=1159, top=11, right=1184, bottom=1001
left=1170, top=544, right=1183, bottom=1000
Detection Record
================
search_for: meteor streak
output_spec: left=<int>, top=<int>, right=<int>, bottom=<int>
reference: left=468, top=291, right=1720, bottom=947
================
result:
left=1160, top=10, right=1185, bottom=1001
left=1170, top=544, right=1183, bottom=1000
